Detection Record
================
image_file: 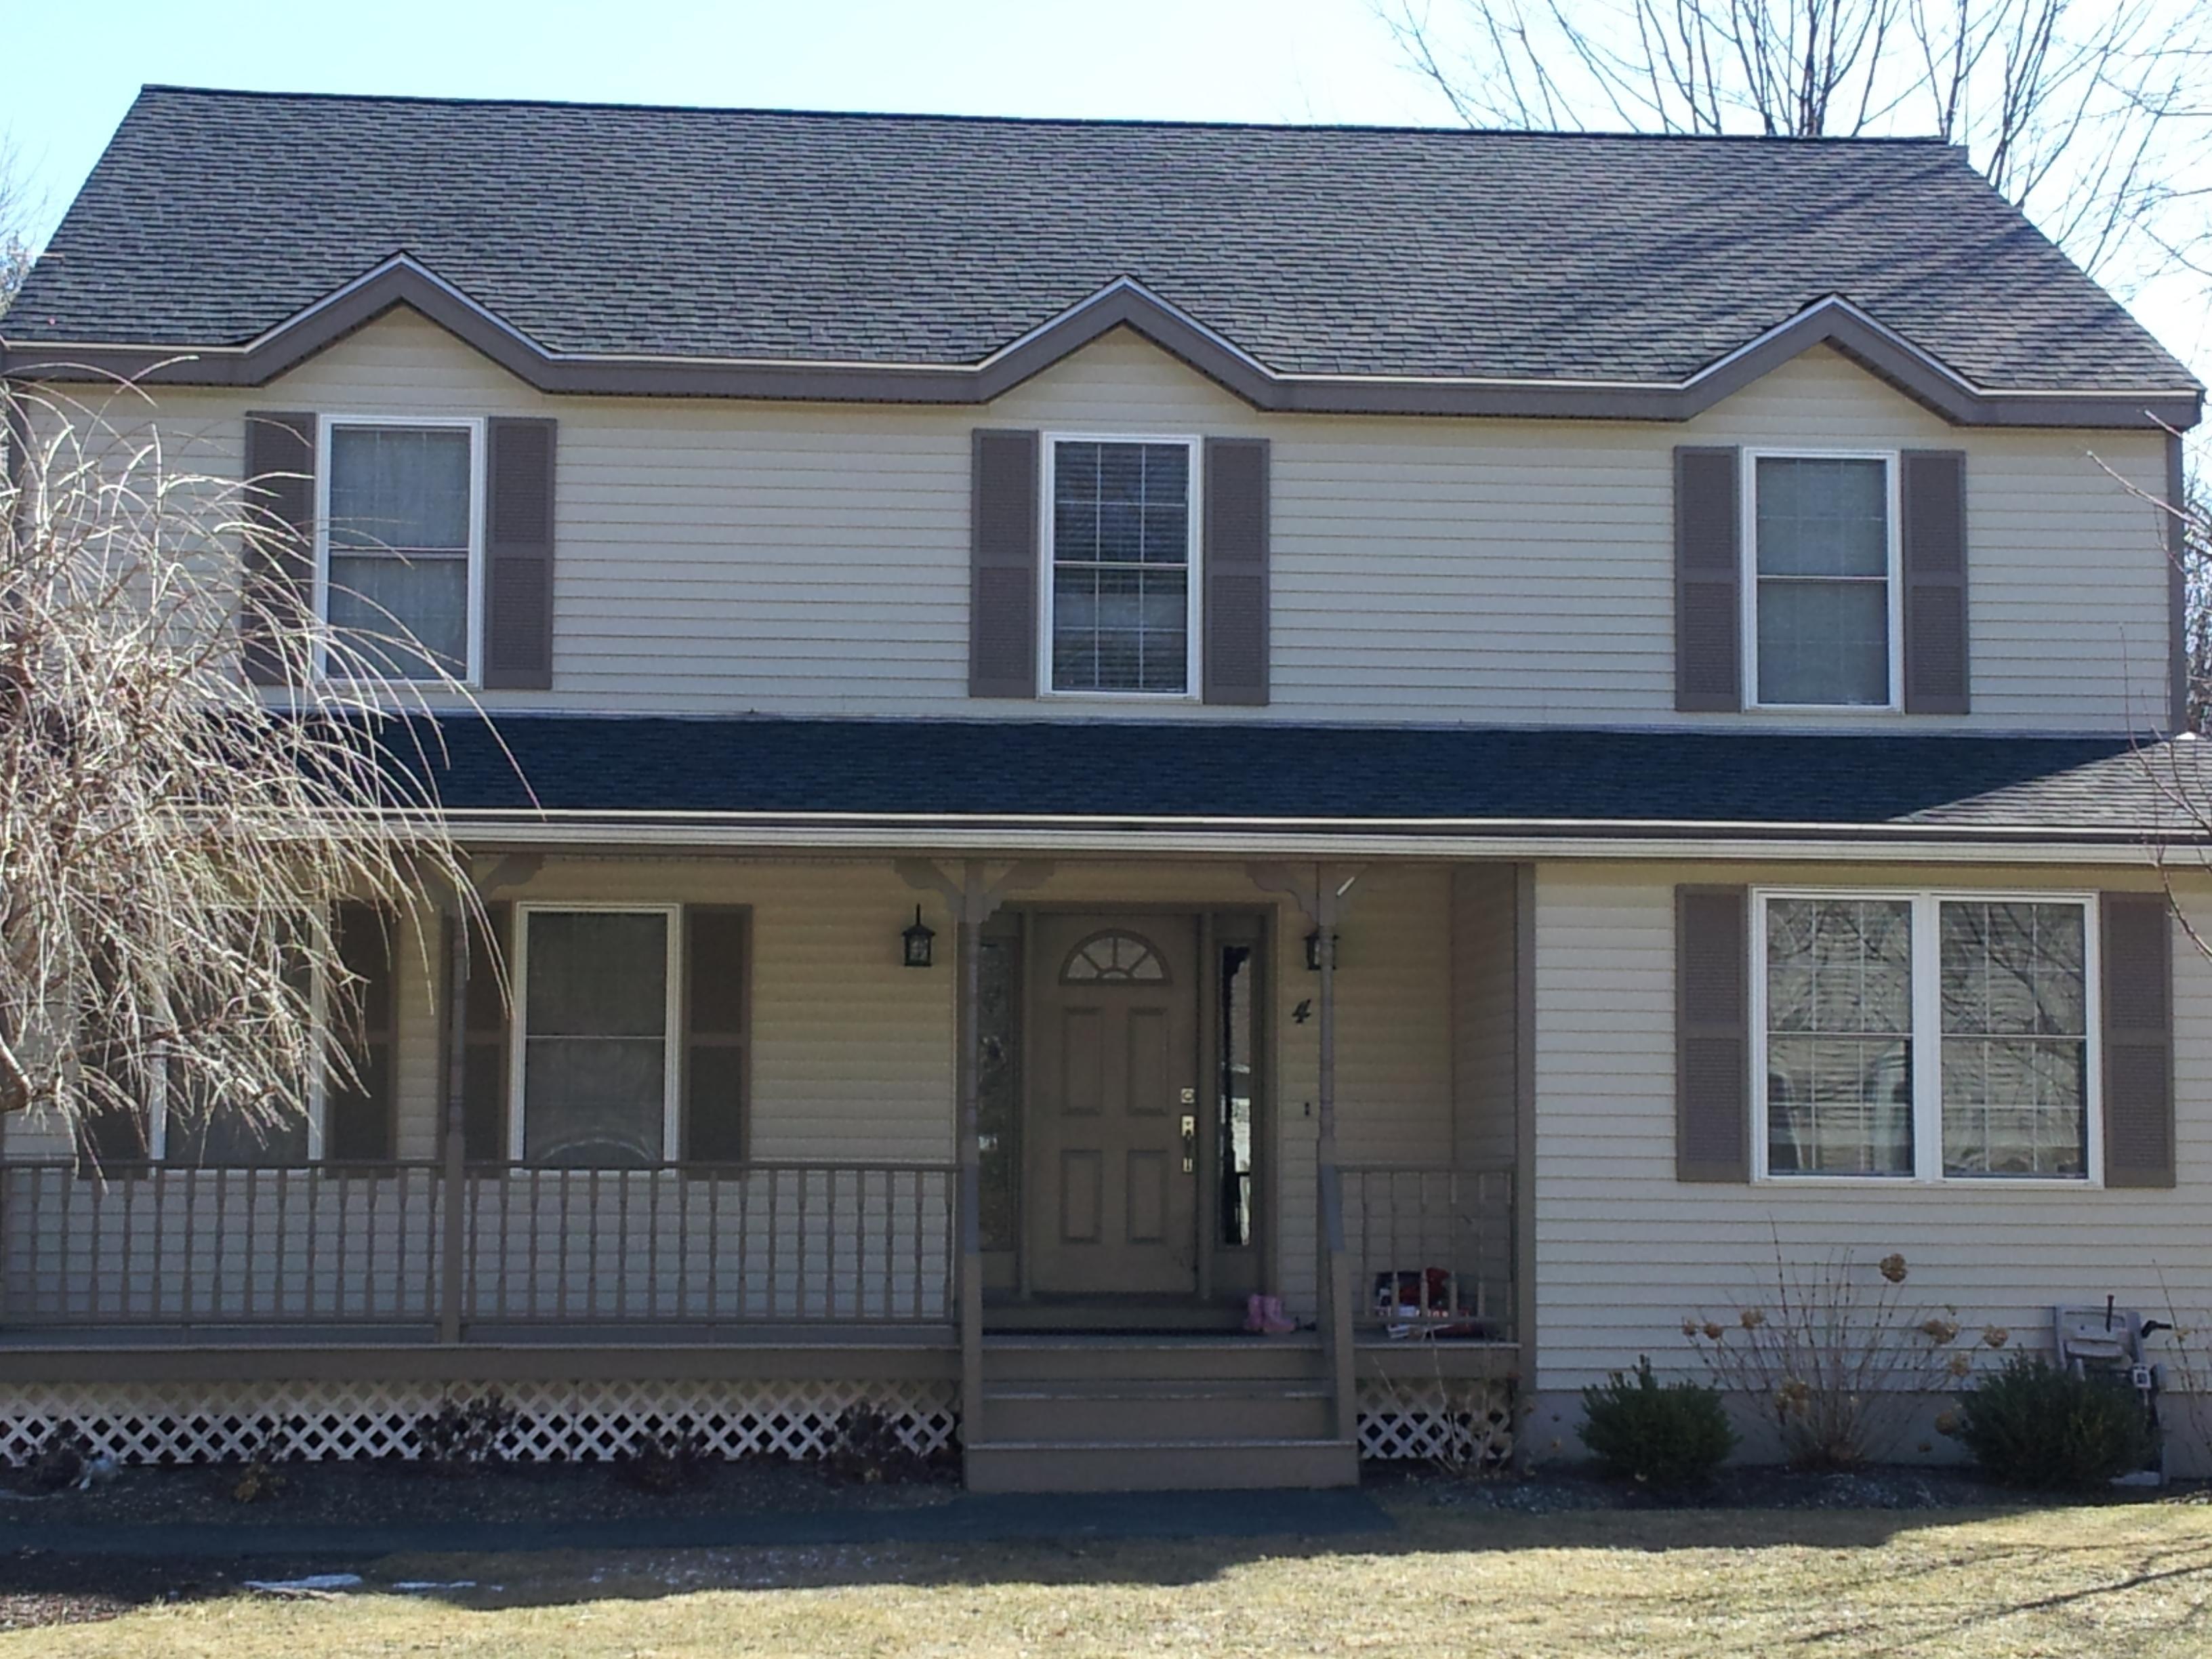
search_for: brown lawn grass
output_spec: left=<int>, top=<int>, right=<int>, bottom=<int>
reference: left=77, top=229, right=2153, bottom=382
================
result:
left=9, top=1498, right=2212, bottom=1657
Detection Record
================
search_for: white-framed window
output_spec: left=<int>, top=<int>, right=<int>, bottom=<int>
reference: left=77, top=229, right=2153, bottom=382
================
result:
left=1753, top=889, right=2100, bottom=1185
left=1041, top=432, right=1202, bottom=697
left=316, top=415, right=485, bottom=683
left=508, top=904, right=681, bottom=1168
left=1742, top=449, right=1901, bottom=710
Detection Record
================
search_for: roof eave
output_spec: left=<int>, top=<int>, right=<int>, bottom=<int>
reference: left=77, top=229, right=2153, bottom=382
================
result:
left=3, top=261, right=2198, bottom=431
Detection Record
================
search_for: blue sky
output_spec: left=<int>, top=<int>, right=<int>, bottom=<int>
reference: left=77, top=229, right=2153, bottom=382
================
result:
left=3, top=0, right=2203, bottom=378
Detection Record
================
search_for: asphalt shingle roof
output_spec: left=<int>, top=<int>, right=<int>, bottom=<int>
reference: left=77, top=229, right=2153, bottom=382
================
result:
left=6, top=86, right=2192, bottom=394
left=380, top=716, right=2212, bottom=838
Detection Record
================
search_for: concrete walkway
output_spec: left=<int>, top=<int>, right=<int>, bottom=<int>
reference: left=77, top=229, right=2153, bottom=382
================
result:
left=0, top=1487, right=1393, bottom=1559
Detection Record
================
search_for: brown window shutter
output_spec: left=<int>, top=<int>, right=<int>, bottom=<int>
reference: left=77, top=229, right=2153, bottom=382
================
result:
left=325, top=903, right=397, bottom=1161
left=1203, top=436, right=1270, bottom=705
left=241, top=412, right=317, bottom=688
left=440, top=903, right=512, bottom=1164
left=970, top=428, right=1038, bottom=698
left=1675, top=447, right=1742, bottom=712
left=1677, top=885, right=1750, bottom=1181
left=2102, top=892, right=2174, bottom=1188
left=683, top=906, right=750, bottom=1163
left=1902, top=449, right=1969, bottom=715
left=483, top=417, right=556, bottom=691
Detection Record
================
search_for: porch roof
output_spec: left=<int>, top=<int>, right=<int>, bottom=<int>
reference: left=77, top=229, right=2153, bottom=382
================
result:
left=381, top=714, right=2211, bottom=843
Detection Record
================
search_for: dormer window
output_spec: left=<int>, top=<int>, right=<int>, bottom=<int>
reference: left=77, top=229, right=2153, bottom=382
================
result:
left=319, top=417, right=483, bottom=682
left=1044, top=436, right=1200, bottom=697
left=1745, top=451, right=1900, bottom=709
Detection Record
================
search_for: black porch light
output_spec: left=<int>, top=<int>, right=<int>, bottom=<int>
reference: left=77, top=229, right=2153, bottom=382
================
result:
left=901, top=906, right=937, bottom=969
left=1305, top=929, right=1339, bottom=972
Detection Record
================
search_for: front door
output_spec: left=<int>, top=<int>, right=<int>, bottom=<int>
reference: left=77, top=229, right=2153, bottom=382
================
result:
left=1027, top=914, right=1200, bottom=1296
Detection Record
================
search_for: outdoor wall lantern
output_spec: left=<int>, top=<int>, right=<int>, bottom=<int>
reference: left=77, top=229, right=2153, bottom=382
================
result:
left=901, top=907, right=937, bottom=969
left=1304, top=929, right=1340, bottom=972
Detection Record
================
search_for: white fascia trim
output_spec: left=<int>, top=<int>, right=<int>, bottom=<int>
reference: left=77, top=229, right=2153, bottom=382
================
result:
left=434, top=815, right=2184, bottom=865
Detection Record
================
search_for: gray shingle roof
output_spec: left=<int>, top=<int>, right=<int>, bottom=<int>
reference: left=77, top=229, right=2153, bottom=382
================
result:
left=5, top=85, right=2193, bottom=394
left=377, top=714, right=2212, bottom=841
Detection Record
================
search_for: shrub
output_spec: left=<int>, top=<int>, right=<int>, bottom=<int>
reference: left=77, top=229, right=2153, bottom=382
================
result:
left=414, top=1389, right=518, bottom=1474
left=1952, top=1356, right=2156, bottom=1490
left=826, top=1406, right=935, bottom=1485
left=1685, top=1246, right=1998, bottom=1471
left=616, top=1425, right=716, bottom=1493
left=26, top=1426, right=87, bottom=1494
left=1578, top=1357, right=1736, bottom=1489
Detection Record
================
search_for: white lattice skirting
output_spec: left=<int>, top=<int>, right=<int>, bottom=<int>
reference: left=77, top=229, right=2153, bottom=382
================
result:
left=1356, top=1378, right=1516, bottom=1465
left=2, top=1378, right=1500, bottom=1467
left=0, top=1378, right=958, bottom=1467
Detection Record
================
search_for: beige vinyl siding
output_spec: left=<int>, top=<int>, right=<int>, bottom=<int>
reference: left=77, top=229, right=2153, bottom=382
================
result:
left=94, top=307, right=2170, bottom=732
left=1531, top=860, right=2212, bottom=1391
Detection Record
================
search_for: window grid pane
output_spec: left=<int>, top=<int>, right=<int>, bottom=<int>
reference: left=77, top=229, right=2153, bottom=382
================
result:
left=523, top=912, right=669, bottom=1168
left=1939, top=901, right=2089, bottom=1178
left=1050, top=440, right=1190, bottom=693
left=325, top=425, right=472, bottom=681
left=1753, top=456, right=1889, bottom=706
left=1765, top=897, right=1915, bottom=1176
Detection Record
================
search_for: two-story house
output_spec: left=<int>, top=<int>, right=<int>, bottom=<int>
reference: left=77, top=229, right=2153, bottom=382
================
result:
left=1, top=87, right=2205, bottom=1492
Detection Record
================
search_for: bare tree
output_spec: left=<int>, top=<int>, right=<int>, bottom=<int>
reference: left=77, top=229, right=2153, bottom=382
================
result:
left=0, top=138, right=32, bottom=321
left=1376, top=0, right=2212, bottom=289
left=0, top=380, right=491, bottom=1162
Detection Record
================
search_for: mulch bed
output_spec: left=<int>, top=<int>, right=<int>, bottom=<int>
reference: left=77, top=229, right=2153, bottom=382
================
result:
left=0, top=1449, right=957, bottom=1529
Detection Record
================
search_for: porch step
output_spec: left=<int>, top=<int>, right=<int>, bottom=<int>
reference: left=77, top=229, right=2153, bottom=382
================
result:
left=984, top=1380, right=1332, bottom=1443
left=982, top=1336, right=1325, bottom=1385
left=965, top=1437, right=1359, bottom=1494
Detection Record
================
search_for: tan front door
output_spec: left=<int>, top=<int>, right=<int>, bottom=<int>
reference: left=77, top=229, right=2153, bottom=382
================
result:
left=1027, top=914, right=1200, bottom=1296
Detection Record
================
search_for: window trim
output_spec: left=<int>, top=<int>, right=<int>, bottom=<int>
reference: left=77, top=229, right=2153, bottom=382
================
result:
left=1749, top=887, right=2103, bottom=1187
left=1036, top=430, right=1204, bottom=701
left=507, top=902, right=684, bottom=1166
left=313, top=413, right=487, bottom=687
left=1740, top=447, right=1904, bottom=714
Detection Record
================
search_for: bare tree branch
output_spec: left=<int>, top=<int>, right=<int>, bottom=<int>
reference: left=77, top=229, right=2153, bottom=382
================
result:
left=0, top=378, right=519, bottom=1169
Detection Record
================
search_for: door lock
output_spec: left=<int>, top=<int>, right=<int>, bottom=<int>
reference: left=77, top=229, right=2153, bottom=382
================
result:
left=1180, top=1113, right=1197, bottom=1174
left=1180, top=1087, right=1197, bottom=1104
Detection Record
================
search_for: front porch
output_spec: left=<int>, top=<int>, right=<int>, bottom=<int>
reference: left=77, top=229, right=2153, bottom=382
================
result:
left=0, top=854, right=1529, bottom=1486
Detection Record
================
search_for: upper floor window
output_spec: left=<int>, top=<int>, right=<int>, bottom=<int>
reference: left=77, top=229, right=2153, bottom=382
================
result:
left=1756, top=890, right=2096, bottom=1183
left=320, top=417, right=482, bottom=682
left=1046, top=436, right=1199, bottom=696
left=1746, top=452, right=1900, bottom=710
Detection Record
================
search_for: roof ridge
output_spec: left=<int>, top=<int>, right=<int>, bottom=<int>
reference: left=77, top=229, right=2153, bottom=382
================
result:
left=130, top=83, right=1961, bottom=146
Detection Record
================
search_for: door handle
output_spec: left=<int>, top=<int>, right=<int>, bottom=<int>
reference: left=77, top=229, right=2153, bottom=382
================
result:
left=1181, top=1113, right=1197, bottom=1174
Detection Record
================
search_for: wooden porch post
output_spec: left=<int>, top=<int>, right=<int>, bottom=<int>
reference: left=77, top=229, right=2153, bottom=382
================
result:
left=1250, top=862, right=1362, bottom=1443
left=956, top=897, right=986, bottom=1452
left=438, top=907, right=469, bottom=1345
left=897, top=858, right=1052, bottom=1473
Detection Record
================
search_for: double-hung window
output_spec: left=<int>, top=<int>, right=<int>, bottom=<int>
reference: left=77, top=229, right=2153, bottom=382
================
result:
left=510, top=905, right=680, bottom=1168
left=1746, top=451, right=1900, bottom=709
left=1045, top=435, right=1200, bottom=696
left=320, top=417, right=483, bottom=681
left=1756, top=890, right=2097, bottom=1183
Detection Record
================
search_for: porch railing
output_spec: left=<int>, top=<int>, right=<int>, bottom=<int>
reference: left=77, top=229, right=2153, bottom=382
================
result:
left=1340, top=1162, right=1515, bottom=1337
left=0, top=1159, right=956, bottom=1330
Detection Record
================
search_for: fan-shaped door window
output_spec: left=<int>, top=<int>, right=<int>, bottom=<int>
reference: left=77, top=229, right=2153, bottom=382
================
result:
left=1059, top=928, right=1170, bottom=985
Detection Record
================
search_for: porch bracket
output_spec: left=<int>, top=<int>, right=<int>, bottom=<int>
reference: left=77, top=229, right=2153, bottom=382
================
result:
left=895, top=859, right=1052, bottom=1462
